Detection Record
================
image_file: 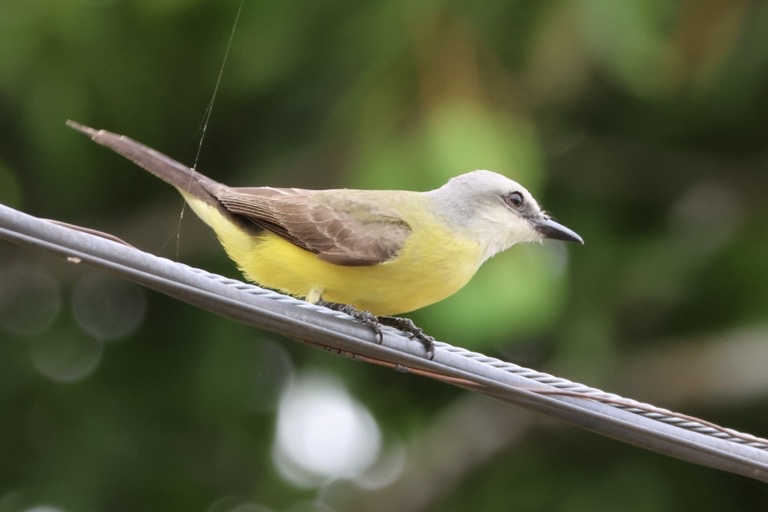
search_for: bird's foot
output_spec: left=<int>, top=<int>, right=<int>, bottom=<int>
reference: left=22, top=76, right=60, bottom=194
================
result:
left=318, top=302, right=435, bottom=359
left=318, top=301, right=383, bottom=343
left=378, top=315, right=435, bottom=360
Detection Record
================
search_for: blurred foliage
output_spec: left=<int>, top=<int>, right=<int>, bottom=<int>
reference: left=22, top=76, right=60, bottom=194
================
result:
left=1, top=0, right=768, bottom=511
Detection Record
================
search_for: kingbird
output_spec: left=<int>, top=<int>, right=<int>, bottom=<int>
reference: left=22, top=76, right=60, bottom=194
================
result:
left=67, top=120, right=582, bottom=355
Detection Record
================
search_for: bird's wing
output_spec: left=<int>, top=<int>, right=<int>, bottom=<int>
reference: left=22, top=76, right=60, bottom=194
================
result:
left=216, top=187, right=412, bottom=266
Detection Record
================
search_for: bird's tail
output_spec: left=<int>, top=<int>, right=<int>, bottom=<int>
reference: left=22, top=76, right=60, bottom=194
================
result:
left=66, top=120, right=222, bottom=207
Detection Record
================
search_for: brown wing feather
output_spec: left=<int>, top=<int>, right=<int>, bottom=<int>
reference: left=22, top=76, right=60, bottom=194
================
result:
left=216, top=187, right=411, bottom=266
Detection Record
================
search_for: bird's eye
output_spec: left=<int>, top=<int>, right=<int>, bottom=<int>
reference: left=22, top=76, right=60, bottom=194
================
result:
left=504, top=191, right=525, bottom=209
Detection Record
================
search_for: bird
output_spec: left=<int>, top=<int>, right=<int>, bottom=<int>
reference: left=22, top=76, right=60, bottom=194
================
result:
left=66, top=120, right=583, bottom=356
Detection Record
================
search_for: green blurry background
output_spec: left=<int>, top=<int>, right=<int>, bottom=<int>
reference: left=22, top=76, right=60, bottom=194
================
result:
left=2, top=0, right=768, bottom=510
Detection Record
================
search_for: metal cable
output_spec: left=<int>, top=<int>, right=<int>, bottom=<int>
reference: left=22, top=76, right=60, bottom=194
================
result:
left=1, top=202, right=767, bottom=482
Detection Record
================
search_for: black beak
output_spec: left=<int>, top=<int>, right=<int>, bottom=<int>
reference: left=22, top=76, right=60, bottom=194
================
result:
left=532, top=217, right=584, bottom=244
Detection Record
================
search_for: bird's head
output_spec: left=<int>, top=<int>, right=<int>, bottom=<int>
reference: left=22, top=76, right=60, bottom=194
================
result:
left=430, top=170, right=583, bottom=261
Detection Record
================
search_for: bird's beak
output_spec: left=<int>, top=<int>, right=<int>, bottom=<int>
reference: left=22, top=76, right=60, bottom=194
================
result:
left=531, top=216, right=584, bottom=244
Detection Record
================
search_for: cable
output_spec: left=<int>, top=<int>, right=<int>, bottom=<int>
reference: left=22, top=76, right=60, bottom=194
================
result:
left=1, top=202, right=767, bottom=482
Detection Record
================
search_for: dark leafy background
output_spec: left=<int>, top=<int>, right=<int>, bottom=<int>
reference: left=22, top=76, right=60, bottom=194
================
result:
left=1, top=1, right=768, bottom=511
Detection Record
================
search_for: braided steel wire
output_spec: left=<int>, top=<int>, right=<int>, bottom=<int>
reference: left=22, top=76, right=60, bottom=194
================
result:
left=1, top=202, right=767, bottom=481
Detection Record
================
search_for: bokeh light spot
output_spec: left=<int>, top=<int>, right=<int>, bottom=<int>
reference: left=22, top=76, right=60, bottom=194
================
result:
left=28, top=325, right=103, bottom=383
left=273, top=370, right=381, bottom=487
left=71, top=273, right=145, bottom=342
left=0, top=264, right=61, bottom=337
left=21, top=506, right=66, bottom=512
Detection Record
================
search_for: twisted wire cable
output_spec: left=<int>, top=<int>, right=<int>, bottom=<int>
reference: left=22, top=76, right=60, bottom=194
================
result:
left=1, top=202, right=767, bottom=482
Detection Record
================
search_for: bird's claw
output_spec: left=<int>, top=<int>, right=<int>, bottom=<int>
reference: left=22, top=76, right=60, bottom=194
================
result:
left=319, top=302, right=435, bottom=359
left=378, top=316, right=436, bottom=360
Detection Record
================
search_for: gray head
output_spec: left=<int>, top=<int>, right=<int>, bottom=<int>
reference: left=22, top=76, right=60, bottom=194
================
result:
left=429, top=170, right=582, bottom=261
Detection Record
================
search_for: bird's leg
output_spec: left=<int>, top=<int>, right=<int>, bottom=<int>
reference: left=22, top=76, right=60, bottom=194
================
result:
left=317, top=302, right=435, bottom=359
left=318, top=300, right=384, bottom=343
left=377, top=316, right=435, bottom=359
